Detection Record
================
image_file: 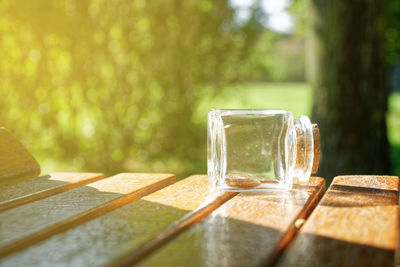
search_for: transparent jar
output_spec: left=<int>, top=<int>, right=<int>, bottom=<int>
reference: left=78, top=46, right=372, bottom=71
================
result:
left=207, top=109, right=320, bottom=191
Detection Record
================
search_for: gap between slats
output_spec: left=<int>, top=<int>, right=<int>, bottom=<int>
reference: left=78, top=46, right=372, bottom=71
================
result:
left=110, top=177, right=326, bottom=267
left=109, top=191, right=238, bottom=267
left=263, top=178, right=326, bottom=267
left=0, top=173, right=106, bottom=212
left=276, top=175, right=399, bottom=267
left=0, top=175, right=215, bottom=267
left=0, top=173, right=175, bottom=258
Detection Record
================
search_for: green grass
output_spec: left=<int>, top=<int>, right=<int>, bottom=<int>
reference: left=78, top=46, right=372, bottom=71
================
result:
left=195, top=82, right=400, bottom=176
left=36, top=82, right=400, bottom=176
left=388, top=92, right=400, bottom=145
left=194, top=82, right=312, bottom=124
left=388, top=92, right=400, bottom=175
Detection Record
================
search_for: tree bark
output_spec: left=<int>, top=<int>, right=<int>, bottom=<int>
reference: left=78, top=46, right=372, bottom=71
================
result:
left=309, top=0, right=391, bottom=183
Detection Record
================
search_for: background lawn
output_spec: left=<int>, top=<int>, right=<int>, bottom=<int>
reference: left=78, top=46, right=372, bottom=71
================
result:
left=195, top=82, right=400, bottom=176
left=195, top=82, right=312, bottom=119
left=37, top=82, right=400, bottom=177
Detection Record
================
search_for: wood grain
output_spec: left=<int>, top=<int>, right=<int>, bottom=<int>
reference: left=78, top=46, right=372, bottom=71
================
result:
left=0, top=173, right=175, bottom=258
left=0, top=127, right=41, bottom=182
left=134, top=177, right=325, bottom=267
left=0, top=172, right=105, bottom=211
left=277, top=175, right=399, bottom=267
left=0, top=175, right=231, bottom=267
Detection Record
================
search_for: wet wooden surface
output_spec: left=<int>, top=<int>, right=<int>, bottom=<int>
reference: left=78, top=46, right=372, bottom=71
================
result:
left=0, top=172, right=105, bottom=211
left=134, top=177, right=325, bottom=267
left=0, top=174, right=398, bottom=267
left=277, top=175, right=399, bottom=267
left=0, top=175, right=220, bottom=266
left=0, top=173, right=175, bottom=257
left=0, top=127, right=40, bottom=182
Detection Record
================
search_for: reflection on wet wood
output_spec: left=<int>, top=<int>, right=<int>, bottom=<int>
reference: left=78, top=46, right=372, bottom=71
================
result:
left=0, top=173, right=105, bottom=211
left=2, top=173, right=397, bottom=267
left=112, top=192, right=237, bottom=267
left=0, top=175, right=228, bottom=267
left=135, top=177, right=325, bottom=267
left=277, top=175, right=399, bottom=267
left=0, top=173, right=175, bottom=258
left=0, top=127, right=41, bottom=182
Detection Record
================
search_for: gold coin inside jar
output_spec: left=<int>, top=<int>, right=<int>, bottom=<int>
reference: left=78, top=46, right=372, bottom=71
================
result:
left=225, top=173, right=261, bottom=188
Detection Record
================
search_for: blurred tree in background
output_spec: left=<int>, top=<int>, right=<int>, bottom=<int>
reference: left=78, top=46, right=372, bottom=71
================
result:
left=387, top=0, right=400, bottom=68
left=1, top=0, right=399, bottom=179
left=386, top=0, right=400, bottom=176
left=244, top=1, right=308, bottom=82
left=309, top=0, right=400, bottom=181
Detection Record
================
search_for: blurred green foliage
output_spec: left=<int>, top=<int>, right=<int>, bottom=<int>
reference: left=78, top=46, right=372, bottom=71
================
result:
left=386, top=0, right=400, bottom=65
left=0, top=0, right=267, bottom=177
left=241, top=31, right=305, bottom=82
left=1, top=0, right=399, bottom=177
left=242, top=0, right=308, bottom=82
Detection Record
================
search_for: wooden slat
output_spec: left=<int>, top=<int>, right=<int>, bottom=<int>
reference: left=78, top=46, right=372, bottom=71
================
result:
left=0, top=127, right=41, bottom=182
left=127, top=177, right=325, bottom=267
left=0, top=173, right=175, bottom=258
left=277, top=175, right=399, bottom=267
left=0, top=175, right=234, bottom=267
left=0, top=172, right=105, bottom=211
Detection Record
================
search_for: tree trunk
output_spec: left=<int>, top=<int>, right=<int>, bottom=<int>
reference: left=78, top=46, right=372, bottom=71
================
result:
left=309, top=0, right=391, bottom=183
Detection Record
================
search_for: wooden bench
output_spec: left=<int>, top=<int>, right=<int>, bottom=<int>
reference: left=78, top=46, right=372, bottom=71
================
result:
left=0, top=127, right=398, bottom=266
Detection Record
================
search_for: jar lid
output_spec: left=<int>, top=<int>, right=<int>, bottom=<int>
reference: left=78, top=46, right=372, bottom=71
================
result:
left=312, top=124, right=320, bottom=174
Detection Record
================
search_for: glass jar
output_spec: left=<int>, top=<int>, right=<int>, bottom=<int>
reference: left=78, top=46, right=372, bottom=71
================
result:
left=207, top=109, right=320, bottom=191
